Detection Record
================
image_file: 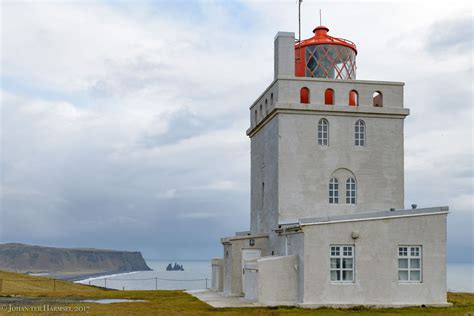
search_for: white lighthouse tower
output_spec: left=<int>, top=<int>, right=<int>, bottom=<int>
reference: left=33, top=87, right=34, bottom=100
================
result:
left=210, top=23, right=449, bottom=308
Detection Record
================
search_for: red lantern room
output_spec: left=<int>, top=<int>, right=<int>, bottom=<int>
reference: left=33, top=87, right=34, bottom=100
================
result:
left=295, top=26, right=357, bottom=80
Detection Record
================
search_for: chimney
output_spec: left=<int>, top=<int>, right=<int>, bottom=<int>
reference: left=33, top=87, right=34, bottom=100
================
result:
left=274, top=32, right=295, bottom=80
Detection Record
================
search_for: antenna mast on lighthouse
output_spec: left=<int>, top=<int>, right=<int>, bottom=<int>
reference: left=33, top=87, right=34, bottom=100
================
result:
left=298, top=0, right=303, bottom=42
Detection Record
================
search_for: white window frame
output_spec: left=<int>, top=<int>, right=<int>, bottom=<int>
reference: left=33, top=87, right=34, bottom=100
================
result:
left=398, top=246, right=422, bottom=283
left=318, top=119, right=329, bottom=146
left=330, top=245, right=354, bottom=283
left=329, top=177, right=339, bottom=204
left=345, top=177, right=356, bottom=204
left=355, top=119, right=365, bottom=147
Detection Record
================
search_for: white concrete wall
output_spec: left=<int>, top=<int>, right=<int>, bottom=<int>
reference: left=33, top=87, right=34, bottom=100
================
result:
left=249, top=77, right=408, bottom=239
left=277, top=111, right=405, bottom=221
left=274, top=32, right=295, bottom=80
left=223, top=243, right=232, bottom=295
left=248, top=78, right=406, bottom=131
left=257, top=255, right=298, bottom=305
left=301, top=212, right=448, bottom=306
left=250, top=118, right=279, bottom=236
left=243, top=259, right=258, bottom=301
left=276, top=77, right=404, bottom=109
left=211, top=258, right=224, bottom=291
left=221, top=235, right=269, bottom=296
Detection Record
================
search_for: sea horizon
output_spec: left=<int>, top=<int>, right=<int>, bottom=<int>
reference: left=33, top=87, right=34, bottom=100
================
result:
left=75, top=260, right=474, bottom=293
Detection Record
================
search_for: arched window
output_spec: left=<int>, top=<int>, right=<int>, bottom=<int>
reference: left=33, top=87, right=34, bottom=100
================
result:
left=329, top=177, right=339, bottom=204
left=325, top=88, right=334, bottom=105
left=259, top=104, right=263, bottom=117
left=349, top=90, right=359, bottom=106
left=373, top=91, right=383, bottom=107
left=254, top=109, right=258, bottom=124
left=346, top=177, right=356, bottom=204
left=355, top=119, right=365, bottom=147
left=300, top=87, right=310, bottom=104
left=318, top=118, right=329, bottom=146
left=270, top=92, right=274, bottom=105
left=265, top=99, right=268, bottom=114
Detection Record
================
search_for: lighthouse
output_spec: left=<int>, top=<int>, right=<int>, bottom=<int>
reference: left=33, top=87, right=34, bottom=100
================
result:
left=210, top=22, right=449, bottom=308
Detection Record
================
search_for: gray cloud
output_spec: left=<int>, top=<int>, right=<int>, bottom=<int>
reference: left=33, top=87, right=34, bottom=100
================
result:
left=1, top=1, right=472, bottom=263
left=425, top=17, right=472, bottom=56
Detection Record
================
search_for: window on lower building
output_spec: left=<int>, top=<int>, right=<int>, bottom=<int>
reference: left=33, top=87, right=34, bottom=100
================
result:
left=329, top=177, right=339, bottom=204
left=330, top=245, right=354, bottom=282
left=346, top=177, right=356, bottom=204
left=318, top=118, right=329, bottom=146
left=398, top=246, right=422, bottom=282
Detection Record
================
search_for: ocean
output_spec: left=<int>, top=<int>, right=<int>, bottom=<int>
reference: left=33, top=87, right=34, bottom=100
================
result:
left=77, top=260, right=211, bottom=291
left=76, top=261, right=473, bottom=292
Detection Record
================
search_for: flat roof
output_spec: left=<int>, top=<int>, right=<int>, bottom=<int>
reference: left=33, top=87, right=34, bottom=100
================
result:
left=281, top=206, right=449, bottom=228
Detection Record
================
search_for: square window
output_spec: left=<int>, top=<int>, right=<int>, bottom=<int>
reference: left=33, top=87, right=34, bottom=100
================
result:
left=410, top=259, right=420, bottom=269
left=398, top=270, right=409, bottom=281
left=398, top=258, right=408, bottom=269
left=410, top=271, right=421, bottom=281
left=342, top=258, right=353, bottom=268
left=398, top=246, right=422, bottom=283
left=330, top=245, right=354, bottom=283
left=342, top=270, right=353, bottom=281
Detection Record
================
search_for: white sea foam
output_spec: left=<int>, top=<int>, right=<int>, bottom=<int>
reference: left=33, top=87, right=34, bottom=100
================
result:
left=75, top=270, right=143, bottom=283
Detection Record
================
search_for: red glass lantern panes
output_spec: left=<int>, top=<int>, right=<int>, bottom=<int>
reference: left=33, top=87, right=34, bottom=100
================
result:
left=295, top=26, right=357, bottom=80
left=305, top=45, right=356, bottom=79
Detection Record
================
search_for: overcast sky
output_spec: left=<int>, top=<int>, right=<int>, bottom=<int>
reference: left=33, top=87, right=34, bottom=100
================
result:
left=0, top=1, right=472, bottom=262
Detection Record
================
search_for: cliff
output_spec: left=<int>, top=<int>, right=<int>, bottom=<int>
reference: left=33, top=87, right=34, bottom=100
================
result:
left=0, top=243, right=151, bottom=279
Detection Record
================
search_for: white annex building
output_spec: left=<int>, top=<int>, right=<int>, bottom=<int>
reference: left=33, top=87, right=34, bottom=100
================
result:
left=210, top=24, right=449, bottom=307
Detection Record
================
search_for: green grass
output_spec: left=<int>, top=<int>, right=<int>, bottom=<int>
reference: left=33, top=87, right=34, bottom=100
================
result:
left=0, top=270, right=472, bottom=315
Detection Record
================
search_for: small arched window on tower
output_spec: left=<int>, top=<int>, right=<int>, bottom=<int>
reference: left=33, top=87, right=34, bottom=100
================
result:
left=349, top=90, right=359, bottom=106
left=270, top=92, right=274, bottom=105
left=346, top=177, right=356, bottom=204
left=254, top=109, right=258, bottom=125
left=265, top=99, right=268, bottom=114
left=259, top=104, right=263, bottom=117
left=300, top=87, right=310, bottom=104
left=325, top=88, right=334, bottom=105
left=355, top=119, right=365, bottom=147
left=329, top=177, right=339, bottom=204
left=318, top=118, right=329, bottom=146
left=373, top=91, right=383, bottom=107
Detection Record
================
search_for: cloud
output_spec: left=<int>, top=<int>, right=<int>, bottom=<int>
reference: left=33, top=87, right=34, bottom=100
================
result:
left=0, top=1, right=472, bottom=262
left=425, top=17, right=473, bottom=56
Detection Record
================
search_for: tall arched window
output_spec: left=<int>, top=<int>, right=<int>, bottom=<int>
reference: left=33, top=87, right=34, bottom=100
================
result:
left=355, top=119, right=365, bottom=147
left=265, top=99, right=268, bottom=114
left=329, top=177, right=339, bottom=204
left=300, top=87, right=310, bottom=104
left=318, top=118, right=329, bottom=146
left=373, top=91, right=383, bottom=107
left=259, top=104, right=263, bottom=117
left=270, top=92, right=274, bottom=105
left=346, top=177, right=356, bottom=204
left=325, top=88, right=334, bottom=105
left=349, top=90, right=359, bottom=106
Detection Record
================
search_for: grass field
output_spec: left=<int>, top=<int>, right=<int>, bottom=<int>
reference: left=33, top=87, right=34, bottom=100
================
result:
left=0, top=270, right=473, bottom=315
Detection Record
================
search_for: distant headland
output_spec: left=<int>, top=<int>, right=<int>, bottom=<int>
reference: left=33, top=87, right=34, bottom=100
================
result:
left=0, top=243, right=151, bottom=280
